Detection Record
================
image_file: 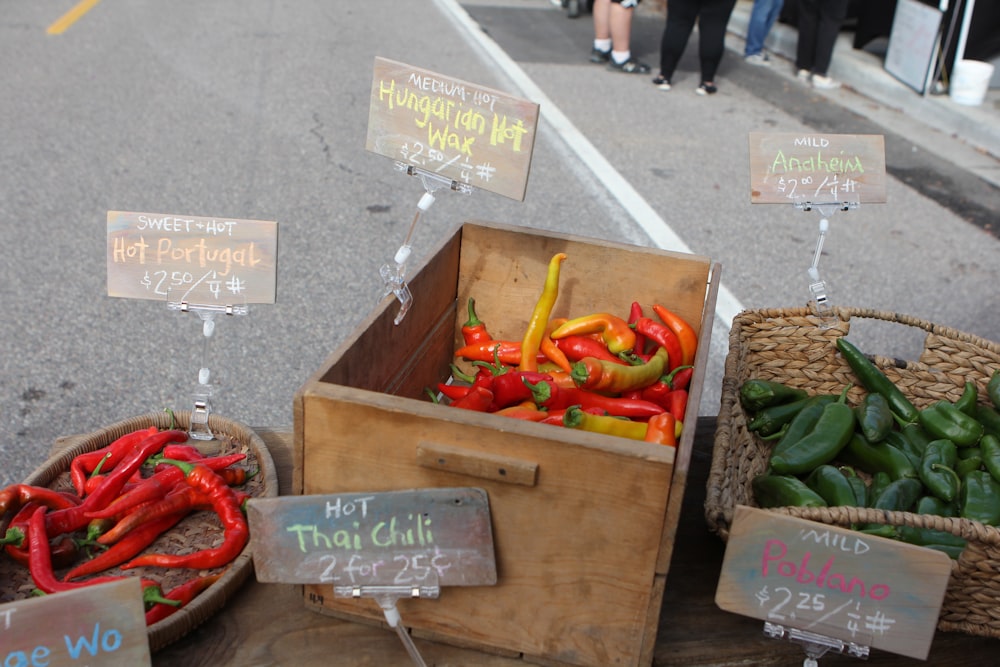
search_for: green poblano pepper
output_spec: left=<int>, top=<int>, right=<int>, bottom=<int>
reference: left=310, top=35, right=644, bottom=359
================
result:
left=752, top=474, right=827, bottom=509
left=768, top=386, right=855, bottom=476
left=854, top=392, right=894, bottom=443
left=918, top=439, right=961, bottom=503
left=839, top=433, right=918, bottom=482
left=739, top=379, right=808, bottom=412
left=919, top=400, right=984, bottom=447
left=960, top=470, right=1000, bottom=526
left=804, top=465, right=859, bottom=507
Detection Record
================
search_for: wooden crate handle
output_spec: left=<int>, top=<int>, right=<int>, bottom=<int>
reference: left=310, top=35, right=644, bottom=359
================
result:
left=416, top=441, right=538, bottom=487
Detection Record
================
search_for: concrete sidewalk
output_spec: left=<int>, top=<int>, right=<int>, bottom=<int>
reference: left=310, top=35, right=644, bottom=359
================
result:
left=726, top=0, right=1000, bottom=189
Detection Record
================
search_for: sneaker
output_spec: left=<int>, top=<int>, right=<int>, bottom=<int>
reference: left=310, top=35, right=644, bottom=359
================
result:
left=695, top=82, right=718, bottom=95
left=796, top=69, right=811, bottom=83
left=745, top=53, right=770, bottom=66
left=811, top=74, right=841, bottom=90
left=608, top=57, right=650, bottom=74
left=589, top=47, right=611, bottom=63
left=652, top=75, right=671, bottom=91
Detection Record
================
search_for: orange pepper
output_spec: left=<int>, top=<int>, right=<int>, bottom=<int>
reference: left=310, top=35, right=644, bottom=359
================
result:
left=644, top=412, right=678, bottom=447
left=540, top=318, right=573, bottom=373
left=651, top=304, right=697, bottom=367
left=571, top=347, right=668, bottom=394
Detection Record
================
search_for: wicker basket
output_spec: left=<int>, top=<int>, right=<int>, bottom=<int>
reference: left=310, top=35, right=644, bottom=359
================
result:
left=0, top=411, right=278, bottom=652
left=707, top=306, right=1000, bottom=638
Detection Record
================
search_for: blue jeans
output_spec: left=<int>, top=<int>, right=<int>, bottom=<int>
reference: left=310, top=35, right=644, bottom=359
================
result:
left=744, top=0, right=784, bottom=57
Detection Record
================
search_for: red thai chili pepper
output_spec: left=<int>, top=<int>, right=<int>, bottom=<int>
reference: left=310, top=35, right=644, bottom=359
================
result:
left=651, top=304, right=698, bottom=367
left=571, top=347, right=668, bottom=394
left=64, top=511, right=187, bottom=580
left=154, top=451, right=247, bottom=473
left=145, top=573, right=222, bottom=625
left=26, top=506, right=174, bottom=610
left=0, top=483, right=81, bottom=519
left=520, top=253, right=567, bottom=372
left=47, top=429, right=188, bottom=537
left=122, top=459, right=249, bottom=571
left=634, top=316, right=684, bottom=372
left=70, top=426, right=159, bottom=496
left=461, top=297, right=493, bottom=346
left=563, top=406, right=648, bottom=440
left=644, top=412, right=678, bottom=447
left=551, top=312, right=637, bottom=356
left=448, top=386, right=495, bottom=412
left=553, top=334, right=629, bottom=365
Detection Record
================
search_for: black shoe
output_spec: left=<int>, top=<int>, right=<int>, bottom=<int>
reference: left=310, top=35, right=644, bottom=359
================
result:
left=589, top=47, right=611, bottom=63
left=696, top=82, right=718, bottom=95
left=608, top=57, right=650, bottom=74
left=567, top=0, right=580, bottom=18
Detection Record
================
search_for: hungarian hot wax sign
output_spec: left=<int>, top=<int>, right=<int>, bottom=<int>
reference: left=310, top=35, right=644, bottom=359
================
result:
left=365, top=57, right=539, bottom=201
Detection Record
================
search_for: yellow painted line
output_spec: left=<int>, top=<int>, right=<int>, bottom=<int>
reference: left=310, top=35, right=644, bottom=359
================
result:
left=47, top=0, right=102, bottom=35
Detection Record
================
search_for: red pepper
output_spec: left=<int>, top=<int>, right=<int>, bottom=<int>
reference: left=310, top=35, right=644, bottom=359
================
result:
left=63, top=511, right=187, bottom=581
left=628, top=302, right=647, bottom=356
left=69, top=426, right=159, bottom=496
left=490, top=371, right=556, bottom=410
left=494, top=401, right=548, bottom=422
left=145, top=573, right=222, bottom=625
left=644, top=412, right=678, bottom=447
left=85, top=467, right=182, bottom=521
left=551, top=312, right=637, bottom=356
left=97, top=486, right=205, bottom=546
left=46, top=429, right=188, bottom=537
left=1, top=502, right=80, bottom=569
left=448, top=386, right=495, bottom=412
left=666, top=388, right=688, bottom=422
left=651, top=304, right=698, bottom=367
left=0, top=483, right=80, bottom=518
left=634, top=317, right=684, bottom=372
left=436, top=382, right=472, bottom=401
left=553, top=335, right=628, bottom=365
left=122, top=459, right=248, bottom=571
left=546, top=387, right=666, bottom=418
left=461, top=297, right=493, bottom=345
left=540, top=406, right=605, bottom=425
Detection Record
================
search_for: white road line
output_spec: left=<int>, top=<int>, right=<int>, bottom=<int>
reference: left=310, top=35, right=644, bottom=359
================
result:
left=433, top=0, right=744, bottom=331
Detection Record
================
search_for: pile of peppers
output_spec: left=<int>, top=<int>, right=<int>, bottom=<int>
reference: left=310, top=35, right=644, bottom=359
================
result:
left=433, top=253, right=698, bottom=447
left=745, top=335, right=1000, bottom=559
left=0, top=422, right=252, bottom=624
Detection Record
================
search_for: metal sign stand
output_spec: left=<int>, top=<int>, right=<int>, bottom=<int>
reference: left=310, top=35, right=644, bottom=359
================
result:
left=764, top=622, right=870, bottom=666
left=166, top=298, right=248, bottom=440
left=380, top=162, right=473, bottom=325
left=334, top=578, right=441, bottom=667
left=796, top=201, right=859, bottom=322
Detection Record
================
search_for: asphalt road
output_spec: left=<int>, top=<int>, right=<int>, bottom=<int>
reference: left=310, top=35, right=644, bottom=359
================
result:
left=1, top=0, right=998, bottom=488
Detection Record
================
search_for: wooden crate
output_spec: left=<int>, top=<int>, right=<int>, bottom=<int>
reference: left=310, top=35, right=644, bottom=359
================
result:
left=292, top=220, right=721, bottom=667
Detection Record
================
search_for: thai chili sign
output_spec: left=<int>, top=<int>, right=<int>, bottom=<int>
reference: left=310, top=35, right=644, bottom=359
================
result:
left=107, top=210, right=278, bottom=306
left=715, top=506, right=951, bottom=660
left=365, top=57, right=539, bottom=201
left=247, top=487, right=497, bottom=590
left=0, top=578, right=151, bottom=666
left=748, top=132, right=887, bottom=204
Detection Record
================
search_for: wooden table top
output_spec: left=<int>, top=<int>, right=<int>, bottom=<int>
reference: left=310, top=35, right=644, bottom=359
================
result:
left=140, top=419, right=999, bottom=667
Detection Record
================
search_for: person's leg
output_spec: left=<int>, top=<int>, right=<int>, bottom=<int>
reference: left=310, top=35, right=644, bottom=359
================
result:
left=698, top=0, right=738, bottom=83
left=608, top=0, right=649, bottom=72
left=794, top=0, right=820, bottom=74
left=590, top=0, right=613, bottom=61
left=810, top=0, right=848, bottom=75
left=744, top=0, right=770, bottom=57
left=658, top=0, right=698, bottom=80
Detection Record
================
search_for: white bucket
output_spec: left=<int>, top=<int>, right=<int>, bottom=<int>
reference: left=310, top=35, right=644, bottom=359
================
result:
left=950, top=59, right=995, bottom=107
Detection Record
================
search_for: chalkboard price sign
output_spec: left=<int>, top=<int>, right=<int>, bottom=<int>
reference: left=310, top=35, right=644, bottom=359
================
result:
left=247, top=488, right=496, bottom=590
left=107, top=210, right=278, bottom=305
left=716, top=506, right=951, bottom=660
left=365, top=57, right=539, bottom=202
left=0, top=578, right=151, bottom=667
left=748, top=132, right=886, bottom=204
